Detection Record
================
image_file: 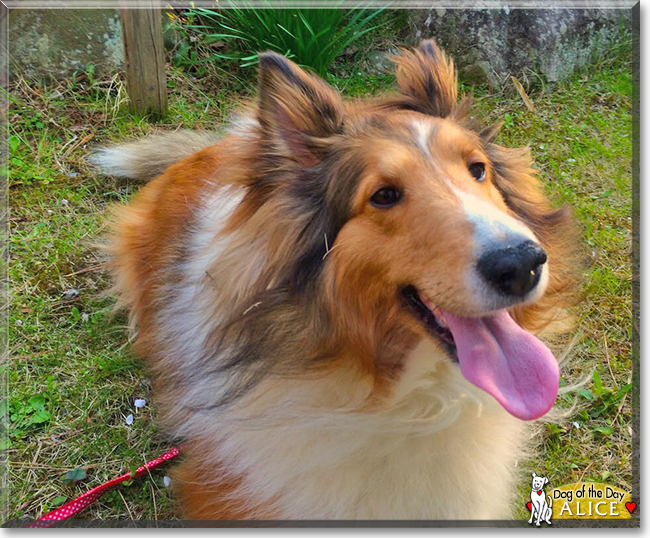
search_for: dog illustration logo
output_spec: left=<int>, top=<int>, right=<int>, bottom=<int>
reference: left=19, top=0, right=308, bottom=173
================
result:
left=528, top=472, right=553, bottom=526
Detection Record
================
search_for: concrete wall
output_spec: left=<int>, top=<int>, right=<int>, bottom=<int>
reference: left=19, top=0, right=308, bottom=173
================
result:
left=8, top=9, right=124, bottom=79
left=8, top=8, right=632, bottom=85
left=408, top=8, right=632, bottom=87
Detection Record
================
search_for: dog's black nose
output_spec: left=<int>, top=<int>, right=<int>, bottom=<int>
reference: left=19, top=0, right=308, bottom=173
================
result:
left=477, top=240, right=547, bottom=297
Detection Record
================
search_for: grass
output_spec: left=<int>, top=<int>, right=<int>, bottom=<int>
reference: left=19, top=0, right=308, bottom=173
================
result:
left=168, top=7, right=409, bottom=82
left=177, top=4, right=386, bottom=76
left=3, top=47, right=633, bottom=523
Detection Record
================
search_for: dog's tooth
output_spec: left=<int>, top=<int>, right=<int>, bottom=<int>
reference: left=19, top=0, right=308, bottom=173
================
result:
left=433, top=308, right=448, bottom=328
left=420, top=294, right=438, bottom=314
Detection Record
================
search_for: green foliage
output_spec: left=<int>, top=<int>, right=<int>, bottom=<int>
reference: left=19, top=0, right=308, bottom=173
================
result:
left=180, top=3, right=384, bottom=76
left=579, top=370, right=632, bottom=421
left=593, top=425, right=614, bottom=436
left=3, top=395, right=52, bottom=442
left=7, top=105, right=60, bottom=185
left=51, top=496, right=68, bottom=507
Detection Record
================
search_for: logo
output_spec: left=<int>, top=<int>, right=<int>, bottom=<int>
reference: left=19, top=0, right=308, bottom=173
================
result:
left=527, top=472, right=553, bottom=526
left=525, top=474, right=635, bottom=521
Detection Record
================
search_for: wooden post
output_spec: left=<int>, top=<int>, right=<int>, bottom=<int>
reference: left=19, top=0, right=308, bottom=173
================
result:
left=119, top=1, right=168, bottom=117
left=0, top=4, right=7, bottom=92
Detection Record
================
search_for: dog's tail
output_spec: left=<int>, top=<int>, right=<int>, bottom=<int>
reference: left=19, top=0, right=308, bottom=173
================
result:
left=88, top=131, right=221, bottom=181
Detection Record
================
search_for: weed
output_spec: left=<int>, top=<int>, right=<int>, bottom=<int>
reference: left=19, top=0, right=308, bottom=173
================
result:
left=175, top=2, right=385, bottom=76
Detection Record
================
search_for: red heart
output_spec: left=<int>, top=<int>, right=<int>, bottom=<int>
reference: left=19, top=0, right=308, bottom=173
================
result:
left=625, top=502, right=637, bottom=514
left=526, top=501, right=532, bottom=512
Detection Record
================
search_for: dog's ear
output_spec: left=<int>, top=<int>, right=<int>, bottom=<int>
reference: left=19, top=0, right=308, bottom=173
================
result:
left=392, top=40, right=458, bottom=117
left=532, top=472, right=537, bottom=478
left=544, top=477, right=549, bottom=485
left=257, top=52, right=344, bottom=166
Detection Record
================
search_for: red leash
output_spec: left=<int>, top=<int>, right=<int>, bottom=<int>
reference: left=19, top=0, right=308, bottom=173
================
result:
left=26, top=446, right=181, bottom=528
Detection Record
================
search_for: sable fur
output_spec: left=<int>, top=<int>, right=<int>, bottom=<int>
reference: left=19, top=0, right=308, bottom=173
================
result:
left=100, top=41, right=580, bottom=520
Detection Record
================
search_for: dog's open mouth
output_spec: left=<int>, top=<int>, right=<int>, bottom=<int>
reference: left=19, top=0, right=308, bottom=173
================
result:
left=401, top=286, right=457, bottom=360
left=400, top=285, right=560, bottom=421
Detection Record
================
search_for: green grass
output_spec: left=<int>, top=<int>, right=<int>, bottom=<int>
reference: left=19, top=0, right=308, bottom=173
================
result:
left=179, top=4, right=386, bottom=77
left=4, top=49, right=633, bottom=523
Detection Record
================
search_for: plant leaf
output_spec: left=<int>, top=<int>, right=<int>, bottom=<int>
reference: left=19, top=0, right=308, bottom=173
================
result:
left=593, top=370, right=602, bottom=394
left=28, top=395, right=46, bottom=412
left=579, top=388, right=595, bottom=400
left=63, top=468, right=87, bottom=482
left=8, top=135, right=20, bottom=153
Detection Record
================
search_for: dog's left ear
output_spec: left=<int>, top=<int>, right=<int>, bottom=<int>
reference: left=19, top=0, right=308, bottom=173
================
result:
left=257, top=52, right=344, bottom=166
left=544, top=477, right=549, bottom=485
left=392, top=40, right=458, bottom=117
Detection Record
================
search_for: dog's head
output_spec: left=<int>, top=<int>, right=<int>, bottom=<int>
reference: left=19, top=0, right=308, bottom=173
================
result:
left=230, top=41, right=578, bottom=420
left=531, top=472, right=549, bottom=491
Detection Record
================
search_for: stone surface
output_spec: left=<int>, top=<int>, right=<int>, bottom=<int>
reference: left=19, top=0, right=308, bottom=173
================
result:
left=7, top=8, right=632, bottom=85
left=407, top=8, right=632, bottom=87
left=8, top=9, right=124, bottom=79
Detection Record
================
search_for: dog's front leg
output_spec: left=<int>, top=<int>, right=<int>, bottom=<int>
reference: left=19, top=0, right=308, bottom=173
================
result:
left=535, top=507, right=542, bottom=527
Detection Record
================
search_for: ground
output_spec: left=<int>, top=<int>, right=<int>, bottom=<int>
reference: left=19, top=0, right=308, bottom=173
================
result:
left=3, top=47, right=633, bottom=522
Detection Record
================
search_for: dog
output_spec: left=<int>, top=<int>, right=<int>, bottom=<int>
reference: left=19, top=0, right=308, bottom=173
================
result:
left=93, top=41, right=578, bottom=520
left=529, top=473, right=553, bottom=526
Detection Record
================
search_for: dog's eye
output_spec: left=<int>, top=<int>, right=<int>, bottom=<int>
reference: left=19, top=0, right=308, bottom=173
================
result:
left=469, top=162, right=486, bottom=182
left=370, top=187, right=403, bottom=208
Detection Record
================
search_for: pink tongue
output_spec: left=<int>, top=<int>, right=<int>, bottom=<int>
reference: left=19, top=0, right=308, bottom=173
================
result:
left=443, top=310, right=559, bottom=420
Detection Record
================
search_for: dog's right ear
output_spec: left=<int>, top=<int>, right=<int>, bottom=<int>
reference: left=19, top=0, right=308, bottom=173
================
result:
left=532, top=472, right=537, bottom=478
left=392, top=40, right=458, bottom=118
left=257, top=52, right=344, bottom=167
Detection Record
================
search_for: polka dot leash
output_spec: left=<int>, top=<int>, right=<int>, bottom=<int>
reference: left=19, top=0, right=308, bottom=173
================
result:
left=25, top=446, right=181, bottom=528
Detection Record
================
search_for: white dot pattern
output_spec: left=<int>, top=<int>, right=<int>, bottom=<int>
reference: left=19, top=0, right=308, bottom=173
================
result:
left=25, top=446, right=182, bottom=528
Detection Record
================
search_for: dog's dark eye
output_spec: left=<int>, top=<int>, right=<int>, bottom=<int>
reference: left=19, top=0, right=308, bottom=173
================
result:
left=469, top=162, right=486, bottom=182
left=370, top=187, right=403, bottom=208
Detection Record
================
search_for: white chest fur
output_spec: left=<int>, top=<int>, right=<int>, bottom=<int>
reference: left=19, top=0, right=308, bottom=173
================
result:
left=198, top=340, right=527, bottom=520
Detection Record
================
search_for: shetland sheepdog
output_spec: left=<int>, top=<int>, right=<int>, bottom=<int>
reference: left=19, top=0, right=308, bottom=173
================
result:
left=93, top=41, right=578, bottom=520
